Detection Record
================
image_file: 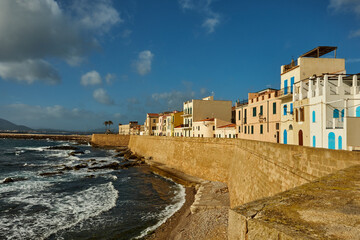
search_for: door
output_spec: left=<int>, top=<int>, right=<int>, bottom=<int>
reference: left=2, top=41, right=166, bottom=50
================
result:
left=328, top=132, right=335, bottom=149
left=298, top=130, right=303, bottom=146
left=283, top=130, right=287, bottom=144
left=276, top=131, right=279, bottom=143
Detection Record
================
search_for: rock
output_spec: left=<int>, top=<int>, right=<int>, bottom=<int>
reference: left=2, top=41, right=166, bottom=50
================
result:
left=89, top=162, right=120, bottom=170
left=91, top=162, right=98, bottom=166
left=73, top=163, right=88, bottom=170
left=69, top=151, right=85, bottom=156
left=46, top=146, right=78, bottom=151
left=60, top=166, right=73, bottom=171
left=121, top=161, right=140, bottom=169
left=85, top=175, right=95, bottom=178
left=114, top=152, right=125, bottom=157
left=115, top=147, right=128, bottom=152
left=3, top=177, right=14, bottom=183
left=39, top=171, right=64, bottom=177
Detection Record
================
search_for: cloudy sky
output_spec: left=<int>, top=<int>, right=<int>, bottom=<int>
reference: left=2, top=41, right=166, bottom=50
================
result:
left=0, top=0, right=360, bottom=131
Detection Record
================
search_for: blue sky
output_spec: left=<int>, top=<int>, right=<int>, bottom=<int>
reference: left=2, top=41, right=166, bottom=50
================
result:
left=0, top=0, right=360, bottom=131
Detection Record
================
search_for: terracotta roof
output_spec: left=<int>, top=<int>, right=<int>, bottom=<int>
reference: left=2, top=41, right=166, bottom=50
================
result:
left=195, top=118, right=214, bottom=122
left=174, top=124, right=184, bottom=128
left=147, top=113, right=159, bottom=117
left=217, top=123, right=236, bottom=128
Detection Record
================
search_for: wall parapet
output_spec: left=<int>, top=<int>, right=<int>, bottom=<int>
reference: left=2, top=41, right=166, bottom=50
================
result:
left=91, top=134, right=129, bottom=147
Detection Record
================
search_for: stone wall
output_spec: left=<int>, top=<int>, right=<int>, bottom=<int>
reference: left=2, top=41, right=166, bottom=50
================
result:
left=91, top=134, right=129, bottom=147
left=128, top=135, right=360, bottom=207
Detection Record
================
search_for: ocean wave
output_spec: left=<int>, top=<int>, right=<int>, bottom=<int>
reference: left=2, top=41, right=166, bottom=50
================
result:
left=0, top=182, right=118, bottom=240
left=134, top=182, right=186, bottom=239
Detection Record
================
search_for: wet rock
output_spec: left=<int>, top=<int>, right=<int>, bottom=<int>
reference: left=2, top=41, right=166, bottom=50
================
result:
left=46, top=146, right=78, bottom=151
left=39, top=171, right=64, bottom=177
left=85, top=175, right=95, bottom=178
left=121, top=161, right=141, bottom=169
left=69, top=151, right=85, bottom=156
left=89, top=162, right=120, bottom=170
left=115, top=147, right=128, bottom=152
left=73, top=163, right=88, bottom=170
left=114, top=152, right=125, bottom=157
left=3, top=177, right=14, bottom=183
left=91, top=162, right=98, bottom=166
left=60, top=166, right=73, bottom=171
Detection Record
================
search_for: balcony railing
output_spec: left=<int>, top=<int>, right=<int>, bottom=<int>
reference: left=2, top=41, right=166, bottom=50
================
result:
left=278, top=86, right=293, bottom=98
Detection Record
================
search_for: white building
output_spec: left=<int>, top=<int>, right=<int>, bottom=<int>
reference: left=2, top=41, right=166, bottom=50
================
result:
left=293, top=73, right=360, bottom=150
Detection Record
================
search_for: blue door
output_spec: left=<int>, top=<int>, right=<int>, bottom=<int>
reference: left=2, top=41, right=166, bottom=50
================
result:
left=284, top=80, right=288, bottom=95
left=338, top=136, right=342, bottom=150
left=283, top=130, right=287, bottom=144
left=356, top=106, right=360, bottom=117
left=290, top=77, right=294, bottom=93
left=312, top=136, right=316, bottom=147
left=328, top=132, right=335, bottom=149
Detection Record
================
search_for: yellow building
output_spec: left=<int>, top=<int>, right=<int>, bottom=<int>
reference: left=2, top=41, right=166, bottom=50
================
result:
left=278, top=46, right=345, bottom=145
left=144, top=113, right=159, bottom=136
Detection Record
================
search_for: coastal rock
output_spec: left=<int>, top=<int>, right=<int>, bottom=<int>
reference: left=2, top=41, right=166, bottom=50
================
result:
left=46, top=146, right=78, bottom=151
left=39, top=171, right=64, bottom=177
left=89, top=162, right=120, bottom=170
left=3, top=177, right=14, bottom=183
left=73, top=163, right=88, bottom=170
left=114, top=152, right=125, bottom=157
left=69, top=151, right=85, bottom=156
left=60, top=165, right=73, bottom=171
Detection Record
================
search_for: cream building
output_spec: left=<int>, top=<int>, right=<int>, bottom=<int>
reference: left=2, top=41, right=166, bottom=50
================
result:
left=215, top=123, right=236, bottom=138
left=118, top=121, right=139, bottom=135
left=236, top=89, right=281, bottom=143
left=144, top=113, right=159, bottom=136
left=278, top=46, right=345, bottom=145
left=293, top=73, right=360, bottom=150
left=182, top=96, right=232, bottom=137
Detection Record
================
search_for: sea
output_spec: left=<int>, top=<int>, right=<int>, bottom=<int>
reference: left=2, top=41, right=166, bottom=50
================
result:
left=0, top=138, right=185, bottom=240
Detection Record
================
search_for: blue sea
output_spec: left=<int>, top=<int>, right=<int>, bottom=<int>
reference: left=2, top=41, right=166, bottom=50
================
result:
left=0, top=138, right=185, bottom=240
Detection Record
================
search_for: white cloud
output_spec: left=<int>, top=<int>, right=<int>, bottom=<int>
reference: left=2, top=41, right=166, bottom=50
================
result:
left=179, top=0, right=221, bottom=33
left=135, top=50, right=154, bottom=76
left=349, top=29, right=360, bottom=38
left=329, top=0, right=360, bottom=14
left=71, top=0, right=122, bottom=33
left=93, top=88, right=114, bottom=105
left=81, top=71, right=102, bottom=86
left=105, top=73, right=116, bottom=84
left=0, top=59, right=60, bottom=84
left=202, top=16, right=220, bottom=33
left=0, top=0, right=120, bottom=84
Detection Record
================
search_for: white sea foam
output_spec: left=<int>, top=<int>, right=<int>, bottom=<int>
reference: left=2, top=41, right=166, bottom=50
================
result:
left=85, top=150, right=91, bottom=154
left=0, top=182, right=118, bottom=240
left=134, top=182, right=186, bottom=239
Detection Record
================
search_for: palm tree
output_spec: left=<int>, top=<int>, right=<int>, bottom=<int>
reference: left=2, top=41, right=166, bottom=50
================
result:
left=104, top=121, right=109, bottom=132
left=108, top=121, right=113, bottom=131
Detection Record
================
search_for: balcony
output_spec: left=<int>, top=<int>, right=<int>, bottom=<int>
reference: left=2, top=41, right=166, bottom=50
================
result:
left=182, top=123, right=192, bottom=129
left=278, top=86, right=293, bottom=99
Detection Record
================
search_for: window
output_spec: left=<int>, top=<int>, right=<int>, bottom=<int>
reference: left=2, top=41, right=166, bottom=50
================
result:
left=273, top=102, right=277, bottom=114
left=328, top=132, right=335, bottom=149
left=283, top=105, right=287, bottom=116
left=276, top=123, right=279, bottom=130
left=300, top=107, right=305, bottom=121
left=251, top=125, right=254, bottom=134
left=238, top=126, right=241, bottom=133
left=290, top=77, right=294, bottom=93
left=333, top=109, right=339, bottom=118
left=238, top=110, right=241, bottom=120
left=248, top=126, right=250, bottom=134
left=312, top=111, right=316, bottom=123
left=290, top=103, right=293, bottom=114
left=284, top=79, right=288, bottom=94
left=260, top=125, right=263, bottom=134
left=341, top=109, right=344, bottom=122
left=260, top=105, right=263, bottom=116
left=190, top=107, right=192, bottom=114
left=253, top=107, right=257, bottom=117
left=245, top=126, right=247, bottom=134
left=229, top=134, right=231, bottom=138
left=213, top=126, right=215, bottom=130
left=153, top=119, right=156, bottom=123
left=283, top=130, right=287, bottom=144
left=244, top=109, right=247, bottom=124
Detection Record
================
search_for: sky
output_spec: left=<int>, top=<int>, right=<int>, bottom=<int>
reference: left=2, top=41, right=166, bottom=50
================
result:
left=0, top=0, right=360, bottom=131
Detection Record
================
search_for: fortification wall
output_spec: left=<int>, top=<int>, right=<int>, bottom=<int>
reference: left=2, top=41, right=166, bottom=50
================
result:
left=91, top=134, right=129, bottom=147
left=128, top=135, right=360, bottom=207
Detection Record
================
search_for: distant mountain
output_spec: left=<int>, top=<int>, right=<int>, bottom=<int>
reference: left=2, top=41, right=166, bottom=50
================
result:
left=0, top=118, right=33, bottom=131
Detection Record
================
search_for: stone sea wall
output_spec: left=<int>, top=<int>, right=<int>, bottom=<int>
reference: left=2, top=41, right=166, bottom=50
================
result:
left=126, top=135, right=360, bottom=207
left=91, top=134, right=360, bottom=206
left=91, top=134, right=129, bottom=147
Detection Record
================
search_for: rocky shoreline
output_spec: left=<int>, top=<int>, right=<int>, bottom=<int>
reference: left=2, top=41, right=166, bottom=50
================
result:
left=0, top=133, right=91, bottom=144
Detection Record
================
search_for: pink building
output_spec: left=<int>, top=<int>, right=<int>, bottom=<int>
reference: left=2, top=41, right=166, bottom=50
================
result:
left=236, top=88, right=281, bottom=143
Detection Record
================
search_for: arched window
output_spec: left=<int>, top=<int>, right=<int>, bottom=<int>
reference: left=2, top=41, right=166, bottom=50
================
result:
left=328, top=132, right=335, bottom=149
left=284, top=105, right=287, bottom=116
left=357, top=106, right=360, bottom=117
left=333, top=109, right=339, bottom=118
left=283, top=130, right=287, bottom=144
left=312, top=111, right=316, bottom=123
left=289, top=124, right=293, bottom=130
left=312, top=136, right=316, bottom=147
left=338, top=136, right=342, bottom=150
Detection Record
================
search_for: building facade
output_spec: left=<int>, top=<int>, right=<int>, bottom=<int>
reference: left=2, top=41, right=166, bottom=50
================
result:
left=278, top=46, right=345, bottom=145
left=144, top=113, right=159, bottom=136
left=236, top=89, right=281, bottom=143
left=181, top=96, right=232, bottom=137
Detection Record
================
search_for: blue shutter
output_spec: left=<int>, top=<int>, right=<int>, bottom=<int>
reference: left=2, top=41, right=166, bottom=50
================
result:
left=284, top=80, right=288, bottom=94
left=312, top=136, right=316, bottom=147
left=312, top=111, right=316, bottom=123
left=338, top=136, right=342, bottom=150
left=333, top=109, right=339, bottom=118
left=290, top=103, right=293, bottom=114
left=283, top=130, right=287, bottom=144
left=328, top=132, right=335, bottom=149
